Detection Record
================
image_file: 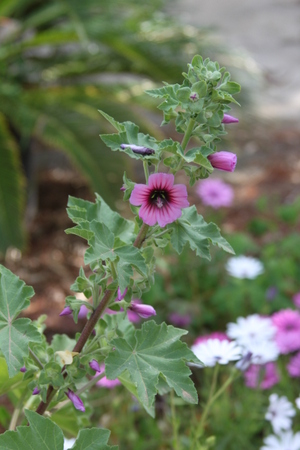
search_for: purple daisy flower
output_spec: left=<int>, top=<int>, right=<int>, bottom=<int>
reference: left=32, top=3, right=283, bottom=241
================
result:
left=208, top=151, right=237, bottom=172
left=196, top=178, right=234, bottom=209
left=129, top=173, right=189, bottom=228
left=287, top=351, right=300, bottom=377
left=272, top=309, right=300, bottom=354
left=244, top=362, right=280, bottom=390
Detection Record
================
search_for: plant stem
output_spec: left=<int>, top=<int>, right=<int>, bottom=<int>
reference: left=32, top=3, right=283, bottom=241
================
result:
left=9, top=389, right=28, bottom=430
left=170, top=389, right=180, bottom=450
left=36, top=221, right=150, bottom=416
left=143, top=160, right=150, bottom=183
left=181, top=118, right=195, bottom=152
left=133, top=223, right=150, bottom=248
left=29, top=348, right=44, bottom=370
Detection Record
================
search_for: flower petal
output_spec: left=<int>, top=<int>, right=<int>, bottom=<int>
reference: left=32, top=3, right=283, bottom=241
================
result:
left=169, top=184, right=189, bottom=207
left=130, top=184, right=150, bottom=206
left=148, top=173, right=174, bottom=191
left=139, top=203, right=158, bottom=226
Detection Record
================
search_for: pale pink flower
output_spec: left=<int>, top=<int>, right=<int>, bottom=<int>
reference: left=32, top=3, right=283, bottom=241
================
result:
left=287, top=351, right=300, bottom=377
left=66, top=389, right=85, bottom=412
left=95, top=364, right=121, bottom=389
left=244, top=362, right=280, bottom=389
left=194, top=332, right=229, bottom=345
left=129, top=301, right=156, bottom=319
left=208, top=151, right=237, bottom=172
left=222, top=113, right=239, bottom=124
left=129, top=173, right=189, bottom=228
left=196, top=179, right=234, bottom=209
left=272, top=309, right=300, bottom=354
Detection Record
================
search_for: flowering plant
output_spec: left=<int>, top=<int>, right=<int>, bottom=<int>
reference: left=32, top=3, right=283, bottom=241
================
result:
left=0, top=55, right=241, bottom=448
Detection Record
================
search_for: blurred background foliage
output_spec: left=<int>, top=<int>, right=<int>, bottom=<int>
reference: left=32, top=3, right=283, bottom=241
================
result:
left=0, top=0, right=259, bottom=255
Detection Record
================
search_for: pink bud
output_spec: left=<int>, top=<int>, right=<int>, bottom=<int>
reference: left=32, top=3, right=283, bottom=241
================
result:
left=117, top=287, right=128, bottom=301
left=89, top=359, right=101, bottom=372
left=32, top=387, right=41, bottom=395
left=129, top=302, right=156, bottom=319
left=59, top=306, right=72, bottom=316
left=20, top=366, right=27, bottom=373
left=120, top=185, right=126, bottom=192
left=66, top=389, right=85, bottom=412
left=222, top=113, right=239, bottom=124
left=208, top=151, right=237, bottom=172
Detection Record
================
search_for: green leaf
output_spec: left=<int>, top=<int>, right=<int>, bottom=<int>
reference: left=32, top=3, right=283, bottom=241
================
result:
left=0, top=409, right=64, bottom=450
left=66, top=195, right=135, bottom=245
left=167, top=206, right=235, bottom=260
left=0, top=410, right=117, bottom=450
left=0, top=357, right=24, bottom=396
left=84, top=222, right=116, bottom=265
left=0, top=265, right=41, bottom=377
left=100, top=121, right=159, bottom=161
left=72, top=428, right=118, bottom=450
left=105, top=321, right=199, bottom=411
left=98, top=110, right=126, bottom=133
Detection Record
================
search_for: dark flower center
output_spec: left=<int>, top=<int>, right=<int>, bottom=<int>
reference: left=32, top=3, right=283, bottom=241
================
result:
left=150, top=190, right=169, bottom=209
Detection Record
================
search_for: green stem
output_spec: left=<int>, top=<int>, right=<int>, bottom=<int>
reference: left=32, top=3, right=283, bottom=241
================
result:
left=170, top=389, right=180, bottom=450
left=133, top=223, right=150, bottom=248
left=29, top=348, right=44, bottom=370
left=181, top=118, right=196, bottom=152
left=143, top=160, right=150, bottom=183
left=9, top=389, right=28, bottom=430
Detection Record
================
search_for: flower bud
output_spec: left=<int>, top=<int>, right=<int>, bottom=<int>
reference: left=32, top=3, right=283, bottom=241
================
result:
left=208, top=151, right=237, bottom=172
left=129, top=302, right=156, bottom=319
left=189, top=92, right=199, bottom=102
left=32, top=387, right=41, bottom=395
left=20, top=366, right=27, bottom=373
left=89, top=359, right=101, bottom=372
left=59, top=306, right=72, bottom=316
left=222, top=113, right=239, bottom=124
left=66, top=389, right=85, bottom=412
left=117, top=287, right=128, bottom=301
left=120, top=144, right=155, bottom=155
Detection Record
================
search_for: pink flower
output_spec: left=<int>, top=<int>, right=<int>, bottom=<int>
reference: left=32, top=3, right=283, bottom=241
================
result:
left=129, top=173, right=189, bottom=228
left=293, top=292, right=300, bottom=308
left=272, top=309, right=300, bottom=354
left=95, top=365, right=121, bottom=389
left=208, top=151, right=237, bottom=172
left=244, top=362, right=279, bottom=389
left=66, top=389, right=85, bottom=412
left=222, top=113, right=239, bottom=124
left=194, top=332, right=229, bottom=345
left=129, top=301, right=156, bottom=319
left=117, top=287, right=128, bottom=301
left=287, top=352, right=300, bottom=377
left=196, top=179, right=234, bottom=209
left=59, top=306, right=72, bottom=316
left=89, top=359, right=101, bottom=372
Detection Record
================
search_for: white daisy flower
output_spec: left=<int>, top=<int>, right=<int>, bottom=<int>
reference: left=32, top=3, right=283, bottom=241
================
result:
left=64, top=438, right=76, bottom=450
left=227, top=314, right=276, bottom=347
left=261, top=430, right=300, bottom=450
left=191, top=339, right=242, bottom=367
left=243, top=340, right=280, bottom=365
left=226, top=255, right=264, bottom=279
left=265, top=394, right=296, bottom=435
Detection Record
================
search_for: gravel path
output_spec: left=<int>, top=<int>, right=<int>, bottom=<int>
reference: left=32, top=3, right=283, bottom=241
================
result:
left=172, top=0, right=300, bottom=121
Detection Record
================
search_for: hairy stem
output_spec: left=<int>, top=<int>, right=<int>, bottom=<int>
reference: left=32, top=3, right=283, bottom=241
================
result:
left=181, top=118, right=196, bottom=152
left=36, top=221, right=150, bottom=416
